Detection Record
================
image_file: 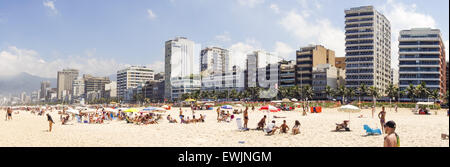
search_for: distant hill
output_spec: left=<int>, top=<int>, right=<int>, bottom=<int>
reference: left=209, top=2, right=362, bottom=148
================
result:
left=0, top=72, right=57, bottom=96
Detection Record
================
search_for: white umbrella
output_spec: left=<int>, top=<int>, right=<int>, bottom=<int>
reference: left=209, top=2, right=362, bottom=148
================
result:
left=338, top=105, right=361, bottom=120
left=291, top=98, right=298, bottom=102
left=66, top=109, right=80, bottom=115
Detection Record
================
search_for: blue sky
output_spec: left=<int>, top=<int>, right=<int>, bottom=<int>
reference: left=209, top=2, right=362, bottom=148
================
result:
left=0, top=0, right=448, bottom=78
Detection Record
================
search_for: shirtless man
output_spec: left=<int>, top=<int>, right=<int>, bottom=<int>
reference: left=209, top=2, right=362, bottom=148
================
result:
left=384, top=121, right=399, bottom=147
left=257, top=115, right=267, bottom=130
left=243, top=107, right=249, bottom=129
left=6, top=107, right=12, bottom=121
left=378, top=106, right=387, bottom=132
left=280, top=120, right=290, bottom=133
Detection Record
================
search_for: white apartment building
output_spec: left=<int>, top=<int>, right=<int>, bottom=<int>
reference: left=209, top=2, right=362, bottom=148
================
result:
left=345, top=6, right=392, bottom=93
left=246, top=50, right=283, bottom=89
left=165, top=37, right=201, bottom=100
left=117, top=66, right=154, bottom=101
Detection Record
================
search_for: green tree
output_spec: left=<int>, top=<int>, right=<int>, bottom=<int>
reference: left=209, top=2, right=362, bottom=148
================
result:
left=324, top=85, right=334, bottom=100
left=429, top=89, right=440, bottom=103
left=358, top=84, right=368, bottom=103
left=367, top=86, right=379, bottom=107
left=406, top=84, right=417, bottom=102
left=385, top=84, right=398, bottom=106
left=301, top=85, right=314, bottom=101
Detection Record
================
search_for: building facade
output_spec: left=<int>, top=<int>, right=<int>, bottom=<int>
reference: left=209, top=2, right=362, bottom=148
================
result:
left=312, top=64, right=339, bottom=100
left=117, top=66, right=154, bottom=102
left=72, top=77, right=85, bottom=98
left=57, top=69, right=79, bottom=100
left=164, top=37, right=201, bottom=100
left=345, top=6, right=392, bottom=93
left=398, top=28, right=447, bottom=99
left=104, top=81, right=117, bottom=99
left=246, top=50, right=282, bottom=89
left=335, top=57, right=346, bottom=70
left=296, top=45, right=335, bottom=87
left=40, top=81, right=50, bottom=101
left=279, top=60, right=296, bottom=87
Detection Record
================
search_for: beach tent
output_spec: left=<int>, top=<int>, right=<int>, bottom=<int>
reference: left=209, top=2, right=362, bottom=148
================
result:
left=221, top=105, right=233, bottom=110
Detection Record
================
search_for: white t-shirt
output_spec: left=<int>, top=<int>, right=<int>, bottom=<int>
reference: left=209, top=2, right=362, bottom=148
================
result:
left=267, top=123, right=276, bottom=130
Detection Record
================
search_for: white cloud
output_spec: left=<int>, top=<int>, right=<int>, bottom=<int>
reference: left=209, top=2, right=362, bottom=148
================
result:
left=146, top=61, right=165, bottom=73
left=229, top=41, right=258, bottom=69
left=237, top=0, right=265, bottom=8
left=0, top=46, right=128, bottom=78
left=147, top=9, right=157, bottom=20
left=215, top=31, right=232, bottom=43
left=270, top=4, right=280, bottom=14
left=43, top=0, right=58, bottom=15
left=280, top=10, right=345, bottom=57
left=381, top=0, right=438, bottom=68
left=274, top=41, right=294, bottom=60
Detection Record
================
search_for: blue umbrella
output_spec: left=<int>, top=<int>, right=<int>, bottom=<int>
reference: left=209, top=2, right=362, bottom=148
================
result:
left=221, top=105, right=233, bottom=109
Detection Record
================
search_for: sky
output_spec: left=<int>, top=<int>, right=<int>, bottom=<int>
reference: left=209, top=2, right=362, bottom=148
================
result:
left=0, top=0, right=448, bottom=78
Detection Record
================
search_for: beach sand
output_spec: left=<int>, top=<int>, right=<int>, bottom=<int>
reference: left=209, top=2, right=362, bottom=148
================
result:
left=0, top=107, right=448, bottom=147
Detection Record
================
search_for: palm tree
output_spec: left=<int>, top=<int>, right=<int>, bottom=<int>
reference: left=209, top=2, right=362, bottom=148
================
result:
left=414, top=83, right=429, bottom=102
left=345, top=88, right=356, bottom=103
left=367, top=86, right=379, bottom=107
left=357, top=84, right=368, bottom=104
left=301, top=85, right=314, bottom=101
left=324, top=85, right=334, bottom=100
left=429, top=89, right=440, bottom=103
left=405, top=84, right=416, bottom=102
left=336, top=85, right=347, bottom=104
left=385, top=84, right=398, bottom=106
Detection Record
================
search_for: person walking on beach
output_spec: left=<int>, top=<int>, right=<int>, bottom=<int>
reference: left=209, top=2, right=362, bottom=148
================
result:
left=216, top=107, right=220, bottom=119
left=371, top=106, right=375, bottom=118
left=243, top=107, right=249, bottom=129
left=384, top=121, right=399, bottom=147
left=395, top=104, right=398, bottom=113
left=378, top=106, right=387, bottom=132
left=47, top=113, right=55, bottom=132
left=6, top=107, right=12, bottom=121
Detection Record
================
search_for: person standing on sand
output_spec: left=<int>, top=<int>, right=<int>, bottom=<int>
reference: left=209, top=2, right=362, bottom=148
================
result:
left=6, top=107, right=12, bottom=121
left=216, top=107, right=220, bottom=119
left=47, top=113, right=55, bottom=132
left=384, top=121, right=399, bottom=147
left=371, top=106, right=375, bottom=118
left=395, top=104, right=398, bottom=113
left=378, top=106, right=387, bottom=132
left=243, top=107, right=249, bottom=129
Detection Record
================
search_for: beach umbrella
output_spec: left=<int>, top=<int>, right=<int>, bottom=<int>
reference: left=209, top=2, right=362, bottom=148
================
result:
left=66, top=109, right=80, bottom=115
left=291, top=98, right=298, bottom=102
left=259, top=105, right=280, bottom=112
left=338, top=105, right=361, bottom=120
left=185, top=99, right=196, bottom=102
left=124, top=108, right=139, bottom=113
left=161, top=105, right=169, bottom=108
left=221, top=105, right=233, bottom=110
left=282, top=98, right=291, bottom=103
left=235, top=104, right=243, bottom=107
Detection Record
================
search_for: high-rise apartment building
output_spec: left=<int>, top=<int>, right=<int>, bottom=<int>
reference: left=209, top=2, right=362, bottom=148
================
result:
left=40, top=81, right=50, bottom=101
left=312, top=64, right=339, bottom=100
left=83, top=74, right=110, bottom=95
left=345, top=6, right=392, bottom=93
left=279, top=60, right=296, bottom=87
left=164, top=37, right=201, bottom=100
left=117, top=66, right=154, bottom=101
left=246, top=50, right=283, bottom=89
left=72, top=77, right=85, bottom=98
left=296, top=45, right=335, bottom=87
left=335, top=57, right=346, bottom=70
left=398, top=28, right=447, bottom=99
left=57, top=69, right=79, bottom=100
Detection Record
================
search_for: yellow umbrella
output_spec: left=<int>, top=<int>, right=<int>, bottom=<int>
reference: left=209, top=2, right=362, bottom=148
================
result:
left=124, top=108, right=139, bottom=113
left=185, top=99, right=196, bottom=102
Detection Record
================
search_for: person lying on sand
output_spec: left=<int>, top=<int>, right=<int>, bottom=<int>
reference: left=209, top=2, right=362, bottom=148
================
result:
left=442, top=134, right=449, bottom=140
left=280, top=120, right=290, bottom=133
left=292, top=120, right=301, bottom=135
left=273, top=116, right=287, bottom=119
left=257, top=115, right=267, bottom=130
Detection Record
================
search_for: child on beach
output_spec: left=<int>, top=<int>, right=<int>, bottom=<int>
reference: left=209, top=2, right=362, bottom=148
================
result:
left=384, top=121, right=399, bottom=147
left=292, top=120, right=301, bottom=135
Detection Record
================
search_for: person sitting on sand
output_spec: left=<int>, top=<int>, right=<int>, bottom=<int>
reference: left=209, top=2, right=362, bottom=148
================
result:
left=292, top=120, right=301, bottom=135
left=280, top=120, right=290, bottom=133
left=199, top=114, right=205, bottom=122
left=266, top=120, right=279, bottom=135
left=167, top=115, right=177, bottom=123
left=335, top=120, right=350, bottom=131
left=441, top=134, right=449, bottom=140
left=257, top=115, right=267, bottom=130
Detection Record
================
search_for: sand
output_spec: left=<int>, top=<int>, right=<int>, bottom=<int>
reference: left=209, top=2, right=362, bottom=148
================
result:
left=0, top=107, right=448, bottom=147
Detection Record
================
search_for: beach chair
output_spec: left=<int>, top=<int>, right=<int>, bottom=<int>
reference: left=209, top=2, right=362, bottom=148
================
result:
left=363, top=125, right=382, bottom=135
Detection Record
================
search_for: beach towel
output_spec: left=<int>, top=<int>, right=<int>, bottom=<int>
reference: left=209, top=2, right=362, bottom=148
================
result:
left=363, top=124, right=382, bottom=135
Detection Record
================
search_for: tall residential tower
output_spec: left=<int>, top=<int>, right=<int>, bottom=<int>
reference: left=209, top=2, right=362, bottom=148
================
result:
left=344, top=6, right=392, bottom=93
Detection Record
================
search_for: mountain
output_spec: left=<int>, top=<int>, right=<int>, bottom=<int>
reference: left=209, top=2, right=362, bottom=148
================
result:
left=0, top=72, right=57, bottom=96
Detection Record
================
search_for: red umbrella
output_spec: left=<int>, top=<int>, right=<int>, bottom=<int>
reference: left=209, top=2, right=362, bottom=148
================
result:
left=259, top=105, right=280, bottom=112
